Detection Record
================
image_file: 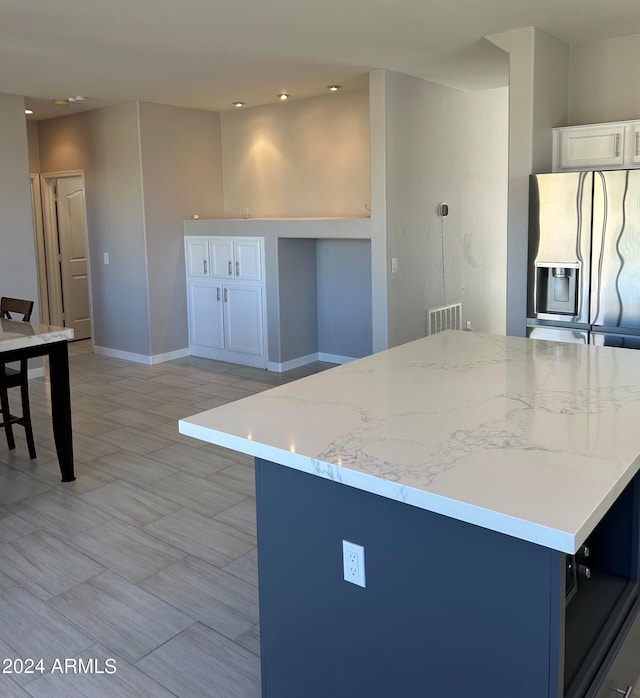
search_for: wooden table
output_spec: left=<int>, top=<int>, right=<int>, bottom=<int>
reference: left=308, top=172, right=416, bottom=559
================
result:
left=0, top=319, right=75, bottom=481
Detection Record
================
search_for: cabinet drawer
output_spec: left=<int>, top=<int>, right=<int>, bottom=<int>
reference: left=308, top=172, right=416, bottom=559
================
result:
left=591, top=600, right=640, bottom=698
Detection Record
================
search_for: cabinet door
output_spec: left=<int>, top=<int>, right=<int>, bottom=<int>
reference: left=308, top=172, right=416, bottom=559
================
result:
left=186, top=238, right=209, bottom=277
left=632, top=124, right=640, bottom=166
left=234, top=238, right=263, bottom=281
left=223, top=284, right=264, bottom=356
left=557, top=125, right=625, bottom=170
left=209, top=238, right=234, bottom=279
left=188, top=282, right=224, bottom=349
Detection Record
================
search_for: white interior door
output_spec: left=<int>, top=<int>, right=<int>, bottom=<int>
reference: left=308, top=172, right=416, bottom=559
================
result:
left=55, top=176, right=91, bottom=339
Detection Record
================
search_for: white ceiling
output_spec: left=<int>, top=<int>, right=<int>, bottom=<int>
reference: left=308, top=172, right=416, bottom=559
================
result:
left=3, top=0, right=640, bottom=120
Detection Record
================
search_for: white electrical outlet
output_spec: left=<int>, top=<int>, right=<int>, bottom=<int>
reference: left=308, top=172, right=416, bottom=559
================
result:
left=391, top=257, right=398, bottom=273
left=342, top=540, right=366, bottom=588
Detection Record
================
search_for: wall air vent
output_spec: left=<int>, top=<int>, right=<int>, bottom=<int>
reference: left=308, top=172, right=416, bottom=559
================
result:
left=427, top=303, right=462, bottom=336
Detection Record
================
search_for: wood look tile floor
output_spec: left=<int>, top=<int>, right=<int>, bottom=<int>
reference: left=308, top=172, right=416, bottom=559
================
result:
left=0, top=341, right=333, bottom=697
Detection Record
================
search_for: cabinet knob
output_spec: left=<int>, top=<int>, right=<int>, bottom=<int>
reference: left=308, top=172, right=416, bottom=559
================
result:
left=204, top=260, right=207, bottom=274
left=217, top=287, right=220, bottom=302
left=236, top=260, right=240, bottom=276
left=577, top=565, right=591, bottom=580
left=228, top=261, right=232, bottom=275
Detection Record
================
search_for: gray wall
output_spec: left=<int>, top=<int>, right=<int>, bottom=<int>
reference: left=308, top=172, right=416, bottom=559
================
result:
left=220, top=90, right=370, bottom=218
left=90, top=103, right=150, bottom=355
left=488, top=28, right=569, bottom=337
left=37, top=101, right=224, bottom=359
left=139, top=101, right=223, bottom=357
left=384, top=72, right=456, bottom=347
left=569, top=33, right=640, bottom=125
left=317, top=239, right=372, bottom=358
left=368, top=70, right=390, bottom=353
left=0, top=93, right=39, bottom=320
left=38, top=104, right=149, bottom=355
left=381, top=70, right=508, bottom=348
left=26, top=121, right=40, bottom=173
left=445, top=87, right=508, bottom=334
left=278, top=239, right=318, bottom=363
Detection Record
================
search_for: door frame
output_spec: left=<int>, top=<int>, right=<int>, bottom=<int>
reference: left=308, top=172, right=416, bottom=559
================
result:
left=30, top=173, right=49, bottom=324
left=38, top=170, right=94, bottom=344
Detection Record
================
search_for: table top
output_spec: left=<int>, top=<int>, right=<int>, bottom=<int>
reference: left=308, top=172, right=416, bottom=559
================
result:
left=0, top=319, right=74, bottom=352
left=180, top=331, right=640, bottom=553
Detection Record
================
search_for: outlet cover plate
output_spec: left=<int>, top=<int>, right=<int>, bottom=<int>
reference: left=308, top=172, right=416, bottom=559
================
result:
left=342, top=540, right=366, bottom=588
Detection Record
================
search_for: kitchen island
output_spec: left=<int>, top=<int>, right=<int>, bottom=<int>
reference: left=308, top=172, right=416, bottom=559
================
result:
left=179, top=331, right=640, bottom=697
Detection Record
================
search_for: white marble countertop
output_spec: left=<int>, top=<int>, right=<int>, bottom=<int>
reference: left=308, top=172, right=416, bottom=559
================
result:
left=0, top=319, right=74, bottom=351
left=179, top=331, right=640, bottom=553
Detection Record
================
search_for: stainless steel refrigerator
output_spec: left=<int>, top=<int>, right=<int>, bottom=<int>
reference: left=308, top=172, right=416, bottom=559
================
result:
left=527, top=170, right=640, bottom=349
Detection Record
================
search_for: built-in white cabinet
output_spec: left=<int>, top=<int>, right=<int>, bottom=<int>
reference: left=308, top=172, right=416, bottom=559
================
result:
left=186, top=236, right=262, bottom=281
left=553, top=120, right=640, bottom=171
left=186, top=236, right=266, bottom=368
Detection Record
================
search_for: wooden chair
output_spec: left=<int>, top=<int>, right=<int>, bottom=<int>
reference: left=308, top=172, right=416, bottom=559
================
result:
left=0, top=297, right=36, bottom=458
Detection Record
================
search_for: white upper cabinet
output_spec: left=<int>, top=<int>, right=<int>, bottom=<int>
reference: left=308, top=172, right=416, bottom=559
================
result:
left=209, top=238, right=234, bottom=278
left=186, top=236, right=263, bottom=282
left=186, top=238, right=210, bottom=277
left=633, top=124, right=640, bottom=166
left=553, top=120, right=640, bottom=171
left=233, top=238, right=262, bottom=281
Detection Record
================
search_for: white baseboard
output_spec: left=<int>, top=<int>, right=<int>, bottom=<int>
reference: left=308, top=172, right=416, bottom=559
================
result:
left=93, top=345, right=190, bottom=365
left=318, top=353, right=358, bottom=365
left=268, top=352, right=357, bottom=373
left=268, top=353, right=319, bottom=372
left=94, top=344, right=355, bottom=372
left=149, top=348, right=191, bottom=365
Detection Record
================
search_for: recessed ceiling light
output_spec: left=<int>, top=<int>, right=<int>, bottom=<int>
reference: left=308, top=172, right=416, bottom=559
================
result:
left=67, top=95, right=87, bottom=102
left=277, top=93, right=290, bottom=101
left=24, top=109, right=34, bottom=115
left=232, top=101, right=245, bottom=108
left=328, top=85, right=341, bottom=91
